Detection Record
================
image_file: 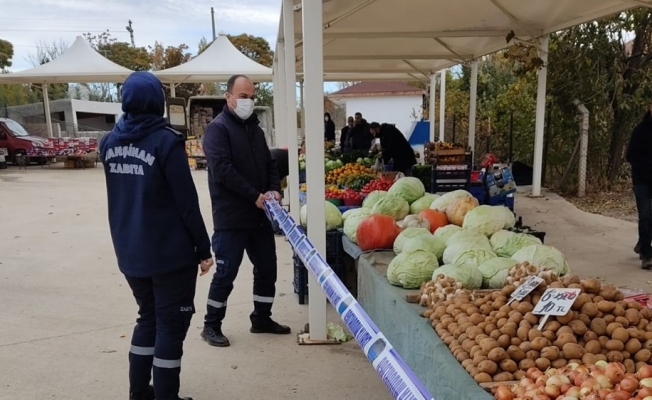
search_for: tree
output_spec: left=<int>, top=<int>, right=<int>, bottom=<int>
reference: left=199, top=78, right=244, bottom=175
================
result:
left=149, top=41, right=199, bottom=99
left=0, top=39, right=14, bottom=71
left=26, top=39, right=69, bottom=101
left=83, top=31, right=151, bottom=71
left=226, top=34, right=273, bottom=67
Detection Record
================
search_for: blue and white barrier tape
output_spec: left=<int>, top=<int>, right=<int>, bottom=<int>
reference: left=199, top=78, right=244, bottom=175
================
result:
left=263, top=199, right=435, bottom=400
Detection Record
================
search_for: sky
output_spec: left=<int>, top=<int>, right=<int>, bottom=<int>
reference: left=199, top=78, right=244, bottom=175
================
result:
left=1, top=0, right=340, bottom=92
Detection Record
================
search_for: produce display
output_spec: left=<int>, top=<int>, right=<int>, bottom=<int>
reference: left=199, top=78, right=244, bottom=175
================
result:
left=325, top=163, right=375, bottom=185
left=299, top=201, right=343, bottom=231
left=360, top=177, right=395, bottom=195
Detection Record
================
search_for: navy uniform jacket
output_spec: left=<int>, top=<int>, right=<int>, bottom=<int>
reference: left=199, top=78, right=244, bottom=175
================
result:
left=99, top=72, right=211, bottom=278
left=203, top=105, right=281, bottom=231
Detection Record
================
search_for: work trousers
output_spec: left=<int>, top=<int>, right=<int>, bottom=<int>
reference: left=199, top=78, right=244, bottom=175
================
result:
left=125, top=266, right=197, bottom=400
left=634, top=183, right=652, bottom=259
left=204, top=227, right=278, bottom=328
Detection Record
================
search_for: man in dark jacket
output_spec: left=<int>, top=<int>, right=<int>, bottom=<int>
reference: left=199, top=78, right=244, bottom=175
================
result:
left=340, top=116, right=354, bottom=151
left=201, top=74, right=291, bottom=348
left=100, top=71, right=212, bottom=400
left=370, top=122, right=417, bottom=176
left=626, top=104, right=652, bottom=269
left=349, top=112, right=373, bottom=151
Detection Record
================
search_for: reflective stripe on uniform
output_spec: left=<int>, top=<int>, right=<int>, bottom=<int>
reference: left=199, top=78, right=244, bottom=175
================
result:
left=253, top=295, right=274, bottom=304
left=130, top=345, right=155, bottom=356
left=153, top=357, right=182, bottom=369
left=207, top=299, right=227, bottom=309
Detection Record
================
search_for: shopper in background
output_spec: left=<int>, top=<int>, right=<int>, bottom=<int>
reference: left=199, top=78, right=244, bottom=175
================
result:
left=350, top=112, right=373, bottom=151
left=99, top=71, right=213, bottom=400
left=324, top=112, right=336, bottom=142
left=626, top=102, right=652, bottom=269
left=340, top=116, right=354, bottom=151
left=370, top=121, right=417, bottom=177
left=201, top=74, right=291, bottom=348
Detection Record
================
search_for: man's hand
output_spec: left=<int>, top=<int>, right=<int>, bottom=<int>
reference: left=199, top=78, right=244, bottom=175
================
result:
left=255, top=193, right=266, bottom=209
left=200, top=258, right=214, bottom=276
left=266, top=191, right=281, bottom=202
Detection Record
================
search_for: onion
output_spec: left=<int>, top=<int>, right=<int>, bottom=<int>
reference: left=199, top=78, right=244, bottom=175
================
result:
left=561, top=383, right=572, bottom=393
left=620, top=377, right=638, bottom=393
left=595, top=374, right=613, bottom=389
left=595, top=360, right=608, bottom=369
left=579, top=387, right=593, bottom=398
left=532, top=395, right=548, bottom=400
left=638, top=387, right=652, bottom=398
left=494, top=385, right=513, bottom=400
left=567, top=363, right=580, bottom=370
left=535, top=375, right=548, bottom=387
left=641, top=378, right=652, bottom=388
left=575, top=373, right=590, bottom=387
left=606, top=363, right=626, bottom=384
left=604, top=390, right=632, bottom=400
left=513, top=386, right=525, bottom=397
left=519, top=378, right=534, bottom=388
left=581, top=378, right=601, bottom=391
left=546, top=368, right=557, bottom=377
left=528, top=367, right=544, bottom=381
left=566, top=386, right=581, bottom=398
left=639, top=366, right=652, bottom=380
left=544, top=383, right=560, bottom=398
left=642, top=397, right=652, bottom=400
left=548, top=374, right=571, bottom=387
left=598, top=388, right=611, bottom=399
left=583, top=394, right=601, bottom=400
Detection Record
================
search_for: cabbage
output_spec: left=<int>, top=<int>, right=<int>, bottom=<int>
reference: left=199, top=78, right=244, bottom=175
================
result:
left=342, top=207, right=370, bottom=223
left=497, top=206, right=516, bottom=229
left=462, top=205, right=507, bottom=237
left=490, top=230, right=542, bottom=257
left=393, top=227, right=431, bottom=253
left=402, top=235, right=446, bottom=259
left=371, top=195, right=410, bottom=221
left=477, top=257, right=519, bottom=289
left=362, top=190, right=388, bottom=209
left=410, top=193, right=440, bottom=215
left=432, top=263, right=483, bottom=290
left=300, top=202, right=342, bottom=231
left=446, top=228, right=488, bottom=246
left=430, top=190, right=473, bottom=212
left=388, top=177, right=426, bottom=204
left=443, top=240, right=492, bottom=265
left=512, top=244, right=570, bottom=276
left=387, top=249, right=439, bottom=288
left=433, top=224, right=462, bottom=243
left=343, top=209, right=372, bottom=243
left=454, top=248, right=497, bottom=268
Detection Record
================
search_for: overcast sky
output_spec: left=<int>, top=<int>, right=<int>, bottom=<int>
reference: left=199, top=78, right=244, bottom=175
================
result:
left=1, top=0, right=282, bottom=72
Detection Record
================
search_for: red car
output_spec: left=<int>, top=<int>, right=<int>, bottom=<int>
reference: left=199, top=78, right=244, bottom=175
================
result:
left=0, top=118, right=48, bottom=164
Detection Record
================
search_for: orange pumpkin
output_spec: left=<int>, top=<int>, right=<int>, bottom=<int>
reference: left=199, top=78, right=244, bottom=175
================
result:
left=356, top=214, right=400, bottom=251
left=418, top=209, right=448, bottom=233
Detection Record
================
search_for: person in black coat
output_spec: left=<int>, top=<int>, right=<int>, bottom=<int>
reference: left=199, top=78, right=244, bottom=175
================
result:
left=626, top=104, right=652, bottom=269
left=349, top=112, right=373, bottom=151
left=340, top=116, right=354, bottom=151
left=370, top=122, right=417, bottom=176
left=324, top=112, right=336, bottom=142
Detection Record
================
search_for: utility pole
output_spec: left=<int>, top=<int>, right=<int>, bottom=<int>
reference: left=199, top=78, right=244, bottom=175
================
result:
left=211, top=8, right=216, bottom=40
left=126, top=20, right=135, bottom=47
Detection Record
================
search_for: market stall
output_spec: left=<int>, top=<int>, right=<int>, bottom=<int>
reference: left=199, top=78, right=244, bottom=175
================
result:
left=27, top=137, right=98, bottom=169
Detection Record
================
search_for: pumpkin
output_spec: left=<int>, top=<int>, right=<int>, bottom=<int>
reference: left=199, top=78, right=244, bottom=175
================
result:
left=446, top=196, right=480, bottom=226
left=418, top=209, right=448, bottom=233
left=356, top=214, right=400, bottom=251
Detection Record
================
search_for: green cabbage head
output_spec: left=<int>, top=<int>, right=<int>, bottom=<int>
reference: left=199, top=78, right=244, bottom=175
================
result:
left=387, top=249, right=439, bottom=289
left=511, top=244, right=570, bottom=276
left=300, top=201, right=343, bottom=231
left=342, top=208, right=372, bottom=243
left=453, top=248, right=497, bottom=268
left=388, top=177, right=426, bottom=204
left=362, top=190, right=388, bottom=209
left=402, top=235, right=447, bottom=259
left=410, top=193, right=440, bottom=215
left=446, top=228, right=489, bottom=246
left=342, top=207, right=370, bottom=223
left=462, top=205, right=508, bottom=237
left=477, top=257, right=519, bottom=289
left=393, top=227, right=431, bottom=254
left=443, top=240, right=493, bottom=265
left=433, top=224, right=462, bottom=243
left=490, top=230, right=542, bottom=257
left=432, top=263, right=483, bottom=290
left=371, top=195, right=410, bottom=221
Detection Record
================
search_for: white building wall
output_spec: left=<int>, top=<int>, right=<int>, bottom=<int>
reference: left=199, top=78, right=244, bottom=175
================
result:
left=344, top=95, right=422, bottom=137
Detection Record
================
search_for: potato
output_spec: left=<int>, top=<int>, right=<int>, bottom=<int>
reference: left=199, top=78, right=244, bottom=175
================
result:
left=557, top=326, right=574, bottom=337
left=518, top=302, right=534, bottom=314
left=531, top=337, right=551, bottom=351
left=473, top=355, right=488, bottom=366
left=517, top=326, right=529, bottom=342
left=562, top=343, right=585, bottom=359
left=500, top=322, right=518, bottom=337
left=615, top=316, right=630, bottom=328
left=535, top=357, right=551, bottom=370
left=580, top=303, right=599, bottom=318
left=585, top=340, right=602, bottom=355
left=519, top=341, right=532, bottom=353
left=507, top=345, right=526, bottom=361
left=478, top=360, right=498, bottom=375
left=598, top=336, right=609, bottom=348
left=583, top=331, right=598, bottom=342
left=552, top=358, right=567, bottom=368
left=524, top=312, right=538, bottom=325
left=501, top=284, right=516, bottom=297
left=519, top=359, right=535, bottom=370
left=526, top=350, right=540, bottom=360
left=555, top=333, right=577, bottom=348
left=572, top=293, right=592, bottom=311
left=597, top=300, right=616, bottom=313
left=542, top=330, right=556, bottom=342
left=494, top=372, right=515, bottom=382
left=511, top=337, right=522, bottom=346
left=456, top=351, right=471, bottom=362
left=604, top=315, right=616, bottom=324
left=629, top=301, right=643, bottom=311
left=599, top=286, right=618, bottom=301
left=625, top=338, right=642, bottom=354
left=541, top=346, right=560, bottom=361
left=637, top=361, right=649, bottom=372
left=590, top=318, right=607, bottom=336
left=583, top=278, right=602, bottom=294
left=473, top=372, right=492, bottom=383
left=606, top=323, right=624, bottom=337
left=543, top=320, right=561, bottom=332
left=499, top=358, right=518, bottom=373
left=488, top=347, right=507, bottom=362
left=578, top=314, right=591, bottom=326
left=642, top=307, right=652, bottom=320
left=557, top=311, right=577, bottom=325
left=624, top=359, right=636, bottom=374
left=612, top=327, right=630, bottom=343
left=606, top=350, right=624, bottom=363
left=612, top=304, right=626, bottom=317
left=628, top=327, right=644, bottom=340
left=528, top=329, right=543, bottom=342
left=480, top=338, right=498, bottom=353
left=569, top=320, right=588, bottom=336
left=489, top=330, right=501, bottom=340
left=496, top=334, right=510, bottom=349
left=626, top=308, right=641, bottom=325
left=514, top=370, right=526, bottom=380
left=613, top=290, right=625, bottom=301
left=582, top=353, right=598, bottom=365
left=635, top=348, right=652, bottom=362
left=461, top=359, right=473, bottom=369
left=605, top=340, right=625, bottom=352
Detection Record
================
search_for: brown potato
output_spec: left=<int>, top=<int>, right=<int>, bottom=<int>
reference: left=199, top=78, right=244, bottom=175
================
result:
left=473, top=372, right=492, bottom=383
left=526, top=350, right=540, bottom=360
left=605, top=340, right=625, bottom=352
left=625, top=338, right=642, bottom=354
left=519, top=341, right=532, bottom=353
left=606, top=323, right=624, bottom=337
left=489, top=330, right=501, bottom=340
left=517, top=326, right=529, bottom=342
left=488, top=347, right=507, bottom=362
left=569, top=320, right=588, bottom=336
left=628, top=327, right=644, bottom=340
left=494, top=372, right=515, bottom=382
left=555, top=333, right=578, bottom=348
left=604, top=315, right=616, bottom=324
left=590, top=318, right=607, bottom=335
left=497, top=334, right=511, bottom=349
left=635, top=348, right=652, bottom=363
left=557, top=311, right=577, bottom=325
left=511, top=337, right=522, bottom=346
left=612, top=327, right=630, bottom=343
left=514, top=370, right=526, bottom=380
left=531, top=337, right=551, bottom=351
left=507, top=345, right=526, bottom=362
left=583, top=278, right=602, bottom=294
left=606, top=350, right=624, bottom=363
left=597, top=300, right=616, bottom=313
left=473, top=355, right=488, bottom=366
left=535, top=357, right=551, bottom=370
left=543, top=320, right=561, bottom=332
left=612, top=304, right=626, bottom=317
left=552, top=358, right=567, bottom=368
left=585, top=340, right=602, bottom=355
left=598, top=336, right=609, bottom=348
left=519, top=359, right=535, bottom=370
left=501, top=284, right=516, bottom=297
left=480, top=338, right=498, bottom=353
left=581, top=303, right=599, bottom=318
left=562, top=343, right=585, bottom=359
left=524, top=312, right=538, bottom=325
left=626, top=308, right=641, bottom=325
left=541, top=346, right=560, bottom=361
left=583, top=331, right=598, bottom=342
left=582, top=353, right=598, bottom=365
left=528, top=329, right=543, bottom=342
left=572, top=293, right=592, bottom=311
left=624, top=359, right=636, bottom=374
left=499, top=359, right=518, bottom=373
left=542, top=330, right=556, bottom=342
left=557, top=326, right=574, bottom=337
left=615, top=316, right=630, bottom=328
left=478, top=360, right=498, bottom=375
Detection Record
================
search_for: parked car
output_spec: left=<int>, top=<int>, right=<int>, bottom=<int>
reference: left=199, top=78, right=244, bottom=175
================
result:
left=0, top=118, right=48, bottom=164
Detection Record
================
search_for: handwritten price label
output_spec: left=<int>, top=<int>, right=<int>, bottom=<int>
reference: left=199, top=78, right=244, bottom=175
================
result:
left=508, top=276, right=544, bottom=304
left=533, top=288, right=581, bottom=330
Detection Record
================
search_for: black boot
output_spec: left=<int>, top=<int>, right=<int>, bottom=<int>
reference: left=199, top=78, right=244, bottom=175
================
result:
left=129, top=385, right=155, bottom=400
left=642, top=258, right=652, bottom=270
left=201, top=326, right=230, bottom=347
left=250, top=319, right=291, bottom=335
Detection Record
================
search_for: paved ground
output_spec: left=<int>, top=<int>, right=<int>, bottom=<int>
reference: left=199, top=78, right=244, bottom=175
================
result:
left=0, top=165, right=391, bottom=400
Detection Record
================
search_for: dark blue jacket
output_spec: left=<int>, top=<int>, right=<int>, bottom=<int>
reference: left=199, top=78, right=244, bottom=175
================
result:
left=204, top=105, right=281, bottom=231
left=626, top=112, right=652, bottom=185
left=99, top=71, right=211, bottom=278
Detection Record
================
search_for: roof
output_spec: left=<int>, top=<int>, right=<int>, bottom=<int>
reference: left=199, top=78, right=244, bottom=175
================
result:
left=329, top=81, right=424, bottom=98
left=0, top=36, right=133, bottom=84
left=154, top=34, right=273, bottom=83
left=279, top=0, right=652, bottom=81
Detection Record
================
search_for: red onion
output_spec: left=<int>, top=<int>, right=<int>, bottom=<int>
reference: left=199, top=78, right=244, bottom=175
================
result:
left=638, top=366, right=652, bottom=380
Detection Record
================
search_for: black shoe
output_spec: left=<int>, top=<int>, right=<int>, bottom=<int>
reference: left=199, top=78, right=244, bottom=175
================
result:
left=201, top=326, right=230, bottom=347
left=635, top=243, right=641, bottom=254
left=129, top=385, right=155, bottom=400
left=643, top=258, right=652, bottom=270
left=250, top=319, right=292, bottom=335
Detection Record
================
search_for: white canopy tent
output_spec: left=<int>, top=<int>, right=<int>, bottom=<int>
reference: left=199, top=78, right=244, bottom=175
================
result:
left=0, top=36, right=134, bottom=137
left=153, top=33, right=273, bottom=96
left=274, top=0, right=652, bottom=341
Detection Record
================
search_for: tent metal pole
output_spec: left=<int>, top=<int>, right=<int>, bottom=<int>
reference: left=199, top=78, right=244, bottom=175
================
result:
left=301, top=0, right=328, bottom=341
left=170, top=83, right=176, bottom=97
left=439, top=69, right=446, bottom=141
left=532, top=35, right=549, bottom=197
left=428, top=74, right=436, bottom=143
left=42, top=84, right=54, bottom=138
left=283, top=0, right=301, bottom=223
left=469, top=60, right=478, bottom=155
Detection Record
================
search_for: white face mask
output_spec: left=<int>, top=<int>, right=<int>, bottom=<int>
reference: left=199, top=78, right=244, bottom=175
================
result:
left=233, top=98, right=254, bottom=120
left=324, top=117, right=329, bottom=122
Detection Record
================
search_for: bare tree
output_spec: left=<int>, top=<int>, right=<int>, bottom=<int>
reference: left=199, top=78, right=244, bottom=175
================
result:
left=26, top=39, right=68, bottom=66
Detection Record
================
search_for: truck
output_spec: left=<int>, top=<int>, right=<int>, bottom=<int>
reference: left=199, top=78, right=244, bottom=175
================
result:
left=166, top=96, right=275, bottom=146
left=0, top=117, right=49, bottom=165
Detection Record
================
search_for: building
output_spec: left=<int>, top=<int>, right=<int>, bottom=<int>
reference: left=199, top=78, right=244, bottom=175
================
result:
left=5, top=99, right=123, bottom=138
left=327, top=81, right=425, bottom=136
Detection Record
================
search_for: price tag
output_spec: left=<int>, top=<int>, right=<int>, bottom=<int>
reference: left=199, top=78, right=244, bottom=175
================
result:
left=534, top=288, right=581, bottom=330
left=507, top=276, right=544, bottom=305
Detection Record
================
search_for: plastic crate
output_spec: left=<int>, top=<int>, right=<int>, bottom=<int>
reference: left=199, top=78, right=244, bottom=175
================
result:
left=292, top=229, right=344, bottom=304
left=508, top=226, right=546, bottom=244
